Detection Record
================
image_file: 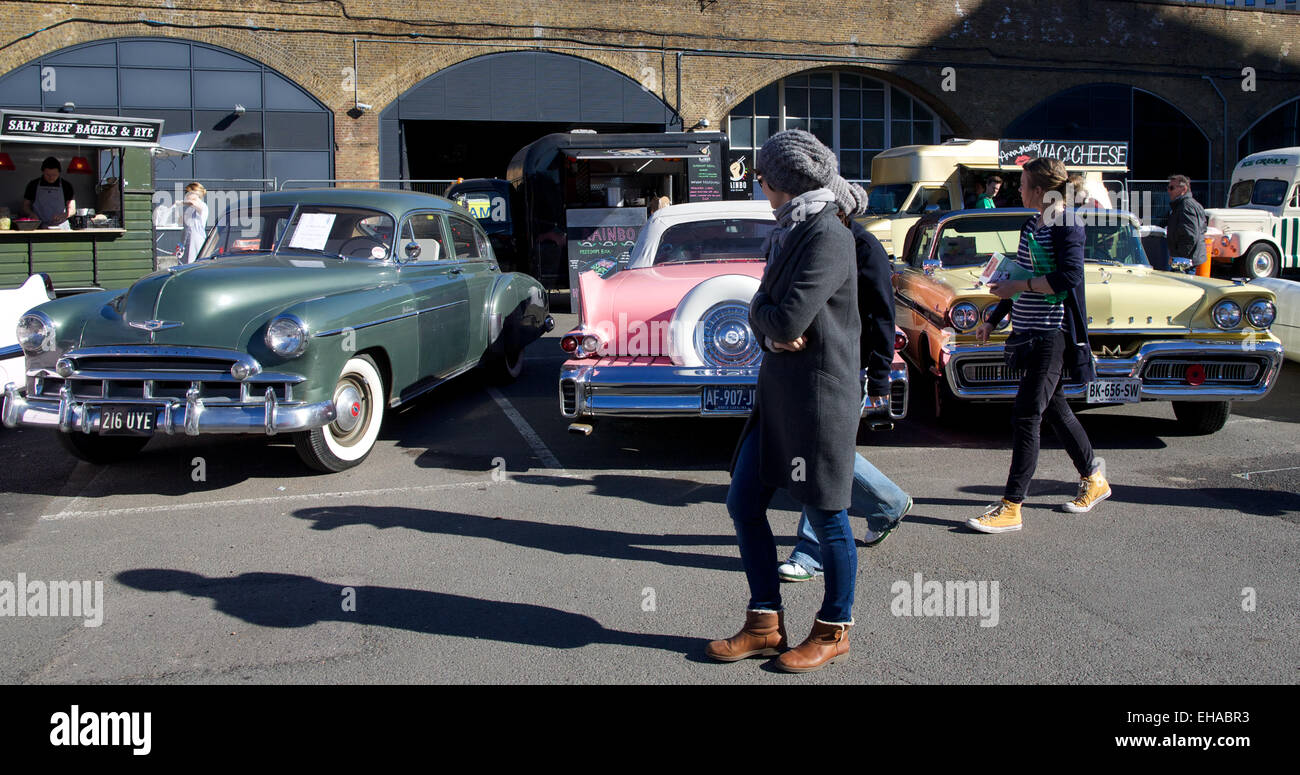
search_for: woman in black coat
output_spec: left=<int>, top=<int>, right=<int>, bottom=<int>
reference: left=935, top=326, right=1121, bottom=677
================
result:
left=705, top=130, right=862, bottom=673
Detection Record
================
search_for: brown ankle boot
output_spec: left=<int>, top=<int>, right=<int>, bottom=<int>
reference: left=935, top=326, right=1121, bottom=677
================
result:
left=705, top=609, right=787, bottom=661
left=775, top=619, right=851, bottom=672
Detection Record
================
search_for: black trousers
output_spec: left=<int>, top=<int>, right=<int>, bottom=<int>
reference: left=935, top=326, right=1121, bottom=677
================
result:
left=1004, top=329, right=1097, bottom=502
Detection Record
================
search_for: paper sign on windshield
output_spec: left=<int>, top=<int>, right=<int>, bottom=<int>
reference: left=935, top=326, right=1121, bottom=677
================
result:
left=288, top=213, right=337, bottom=251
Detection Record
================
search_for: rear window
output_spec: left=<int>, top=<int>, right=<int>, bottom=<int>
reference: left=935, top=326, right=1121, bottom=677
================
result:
left=653, top=218, right=775, bottom=265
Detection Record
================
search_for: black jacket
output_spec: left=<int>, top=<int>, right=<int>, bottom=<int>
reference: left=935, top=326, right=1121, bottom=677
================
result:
left=849, top=219, right=896, bottom=398
left=989, top=220, right=1095, bottom=383
left=1166, top=193, right=1208, bottom=262
left=733, top=205, right=862, bottom=511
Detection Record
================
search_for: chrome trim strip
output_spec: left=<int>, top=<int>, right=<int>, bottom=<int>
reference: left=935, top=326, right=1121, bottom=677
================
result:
left=315, top=299, right=468, bottom=337
left=0, top=344, right=23, bottom=361
left=33, top=369, right=305, bottom=385
left=62, top=345, right=261, bottom=370
left=387, top=361, right=479, bottom=408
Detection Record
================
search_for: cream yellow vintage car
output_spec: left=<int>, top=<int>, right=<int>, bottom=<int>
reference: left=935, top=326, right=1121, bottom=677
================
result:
left=893, top=208, right=1284, bottom=434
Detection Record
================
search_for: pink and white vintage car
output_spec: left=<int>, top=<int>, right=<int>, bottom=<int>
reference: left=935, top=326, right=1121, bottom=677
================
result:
left=558, top=200, right=908, bottom=430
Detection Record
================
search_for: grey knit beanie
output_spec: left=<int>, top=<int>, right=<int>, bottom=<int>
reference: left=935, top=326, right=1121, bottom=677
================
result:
left=830, top=177, right=868, bottom=216
left=756, top=129, right=838, bottom=195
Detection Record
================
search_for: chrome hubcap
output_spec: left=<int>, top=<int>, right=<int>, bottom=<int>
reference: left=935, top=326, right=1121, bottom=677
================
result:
left=1253, top=253, right=1272, bottom=276
left=332, top=382, right=365, bottom=436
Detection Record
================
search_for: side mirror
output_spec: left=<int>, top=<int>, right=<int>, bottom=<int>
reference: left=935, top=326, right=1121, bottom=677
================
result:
left=924, top=204, right=941, bottom=213
left=922, top=257, right=941, bottom=276
left=1169, top=256, right=1193, bottom=274
left=404, top=241, right=421, bottom=261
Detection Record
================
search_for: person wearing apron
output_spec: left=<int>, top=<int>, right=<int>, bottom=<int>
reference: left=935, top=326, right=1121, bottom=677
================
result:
left=23, top=157, right=75, bottom=230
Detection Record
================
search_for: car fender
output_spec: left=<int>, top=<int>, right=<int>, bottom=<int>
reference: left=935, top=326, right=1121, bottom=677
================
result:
left=483, top=272, right=549, bottom=355
left=1213, top=230, right=1279, bottom=261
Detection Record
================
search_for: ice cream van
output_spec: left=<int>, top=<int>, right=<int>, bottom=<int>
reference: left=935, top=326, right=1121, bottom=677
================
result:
left=1206, top=148, right=1300, bottom=279
left=856, top=138, right=1126, bottom=258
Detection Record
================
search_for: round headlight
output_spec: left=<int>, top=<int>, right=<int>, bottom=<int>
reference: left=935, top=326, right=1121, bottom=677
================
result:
left=696, top=302, right=762, bottom=367
left=983, top=306, right=1010, bottom=331
left=1246, top=299, right=1276, bottom=329
left=16, top=312, right=55, bottom=354
left=1211, top=300, right=1242, bottom=330
left=265, top=315, right=308, bottom=358
left=950, top=302, right=979, bottom=332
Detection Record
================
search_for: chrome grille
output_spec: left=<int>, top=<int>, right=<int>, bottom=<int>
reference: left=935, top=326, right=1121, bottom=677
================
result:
left=1142, top=359, right=1261, bottom=385
left=560, top=379, right=578, bottom=417
left=959, top=361, right=1023, bottom=385
left=31, top=348, right=299, bottom=404
left=889, top=380, right=906, bottom=418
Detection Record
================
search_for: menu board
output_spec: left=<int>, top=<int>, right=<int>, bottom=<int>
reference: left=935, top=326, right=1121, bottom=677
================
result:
left=686, top=141, right=724, bottom=202
left=565, top=208, right=648, bottom=306
left=725, top=151, right=753, bottom=200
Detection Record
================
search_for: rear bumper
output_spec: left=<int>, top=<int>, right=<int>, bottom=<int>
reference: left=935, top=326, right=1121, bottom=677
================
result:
left=3, top=382, right=337, bottom=435
left=559, top=359, right=908, bottom=421
left=941, top=338, right=1284, bottom=401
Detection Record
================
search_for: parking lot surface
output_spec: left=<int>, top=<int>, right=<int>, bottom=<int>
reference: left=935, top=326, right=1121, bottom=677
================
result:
left=1, top=312, right=1297, bottom=684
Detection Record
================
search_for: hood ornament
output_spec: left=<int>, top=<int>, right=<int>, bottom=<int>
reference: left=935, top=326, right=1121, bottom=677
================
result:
left=129, top=320, right=183, bottom=332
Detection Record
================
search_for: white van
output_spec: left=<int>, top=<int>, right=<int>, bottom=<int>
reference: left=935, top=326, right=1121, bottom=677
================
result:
left=1206, top=148, right=1300, bottom=278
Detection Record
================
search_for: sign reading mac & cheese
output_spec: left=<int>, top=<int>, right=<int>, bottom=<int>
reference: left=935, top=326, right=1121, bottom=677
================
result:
left=0, top=110, right=163, bottom=148
left=998, top=139, right=1128, bottom=170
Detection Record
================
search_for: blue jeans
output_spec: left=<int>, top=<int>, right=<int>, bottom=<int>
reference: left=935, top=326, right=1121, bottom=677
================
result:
left=788, top=452, right=909, bottom=574
left=726, top=429, right=857, bottom=623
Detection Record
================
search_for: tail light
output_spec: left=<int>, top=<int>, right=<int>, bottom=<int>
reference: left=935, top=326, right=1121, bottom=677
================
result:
left=561, top=335, right=580, bottom=354
left=560, top=330, right=604, bottom=358
left=894, top=330, right=908, bottom=352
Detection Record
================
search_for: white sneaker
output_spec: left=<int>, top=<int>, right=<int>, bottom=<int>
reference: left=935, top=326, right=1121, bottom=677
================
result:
left=777, top=561, right=821, bottom=582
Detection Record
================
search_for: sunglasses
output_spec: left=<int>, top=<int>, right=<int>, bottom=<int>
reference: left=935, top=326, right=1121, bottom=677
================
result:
left=755, top=173, right=766, bottom=187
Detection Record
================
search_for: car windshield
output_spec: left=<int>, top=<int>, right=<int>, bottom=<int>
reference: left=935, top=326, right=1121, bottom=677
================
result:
left=199, top=205, right=397, bottom=261
left=199, top=205, right=294, bottom=259
left=652, top=218, right=775, bottom=265
left=1228, top=178, right=1289, bottom=208
left=931, top=214, right=1150, bottom=268
left=864, top=184, right=911, bottom=215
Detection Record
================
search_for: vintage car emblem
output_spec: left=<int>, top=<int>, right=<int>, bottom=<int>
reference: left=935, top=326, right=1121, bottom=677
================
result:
left=128, top=320, right=184, bottom=332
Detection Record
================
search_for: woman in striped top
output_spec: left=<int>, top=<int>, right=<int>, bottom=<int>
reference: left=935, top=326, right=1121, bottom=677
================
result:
left=969, top=157, right=1111, bottom=533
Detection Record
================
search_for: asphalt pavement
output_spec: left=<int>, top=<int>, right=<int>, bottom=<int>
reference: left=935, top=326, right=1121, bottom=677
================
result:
left=1, top=311, right=1297, bottom=684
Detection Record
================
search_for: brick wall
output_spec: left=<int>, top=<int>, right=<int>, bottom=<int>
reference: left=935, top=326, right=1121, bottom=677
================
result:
left=1, top=0, right=1295, bottom=181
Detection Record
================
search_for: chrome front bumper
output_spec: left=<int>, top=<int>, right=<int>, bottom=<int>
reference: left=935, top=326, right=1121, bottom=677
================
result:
left=942, top=339, right=1284, bottom=401
left=559, top=361, right=909, bottom=421
left=3, top=381, right=337, bottom=436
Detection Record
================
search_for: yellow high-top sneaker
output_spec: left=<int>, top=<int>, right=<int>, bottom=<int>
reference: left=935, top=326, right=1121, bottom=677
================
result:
left=1064, top=458, right=1111, bottom=513
left=968, top=499, right=1022, bottom=533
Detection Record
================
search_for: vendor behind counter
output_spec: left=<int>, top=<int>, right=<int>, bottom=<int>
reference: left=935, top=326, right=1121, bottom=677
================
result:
left=22, top=156, right=75, bottom=229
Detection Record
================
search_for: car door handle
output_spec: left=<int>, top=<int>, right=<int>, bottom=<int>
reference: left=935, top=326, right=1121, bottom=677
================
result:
left=448, top=267, right=463, bottom=276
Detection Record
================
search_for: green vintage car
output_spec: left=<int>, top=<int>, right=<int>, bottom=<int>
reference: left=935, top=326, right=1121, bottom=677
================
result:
left=894, top=208, right=1284, bottom=434
left=3, top=189, right=553, bottom=471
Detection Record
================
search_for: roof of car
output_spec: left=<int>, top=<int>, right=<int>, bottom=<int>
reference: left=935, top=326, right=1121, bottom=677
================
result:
left=650, top=199, right=775, bottom=225
left=256, top=188, right=460, bottom=215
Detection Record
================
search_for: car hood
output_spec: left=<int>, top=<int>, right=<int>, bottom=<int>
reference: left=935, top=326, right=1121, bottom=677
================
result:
left=78, top=254, right=393, bottom=350
left=941, top=263, right=1208, bottom=331
left=1206, top=207, right=1274, bottom=233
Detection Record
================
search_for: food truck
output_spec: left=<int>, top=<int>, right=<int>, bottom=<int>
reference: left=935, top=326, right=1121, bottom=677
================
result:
left=1205, top=147, right=1300, bottom=279
left=856, top=138, right=1127, bottom=258
left=0, top=109, right=162, bottom=293
left=505, top=131, right=735, bottom=297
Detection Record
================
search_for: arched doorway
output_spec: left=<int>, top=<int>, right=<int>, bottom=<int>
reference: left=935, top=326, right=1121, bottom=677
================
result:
left=1240, top=97, right=1300, bottom=158
left=0, top=38, right=334, bottom=190
left=1004, top=83, right=1210, bottom=180
left=381, top=52, right=677, bottom=184
left=726, top=69, right=951, bottom=184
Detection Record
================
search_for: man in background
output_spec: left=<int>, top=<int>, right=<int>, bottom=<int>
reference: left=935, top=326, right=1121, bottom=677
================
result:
left=1166, top=174, right=1208, bottom=276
